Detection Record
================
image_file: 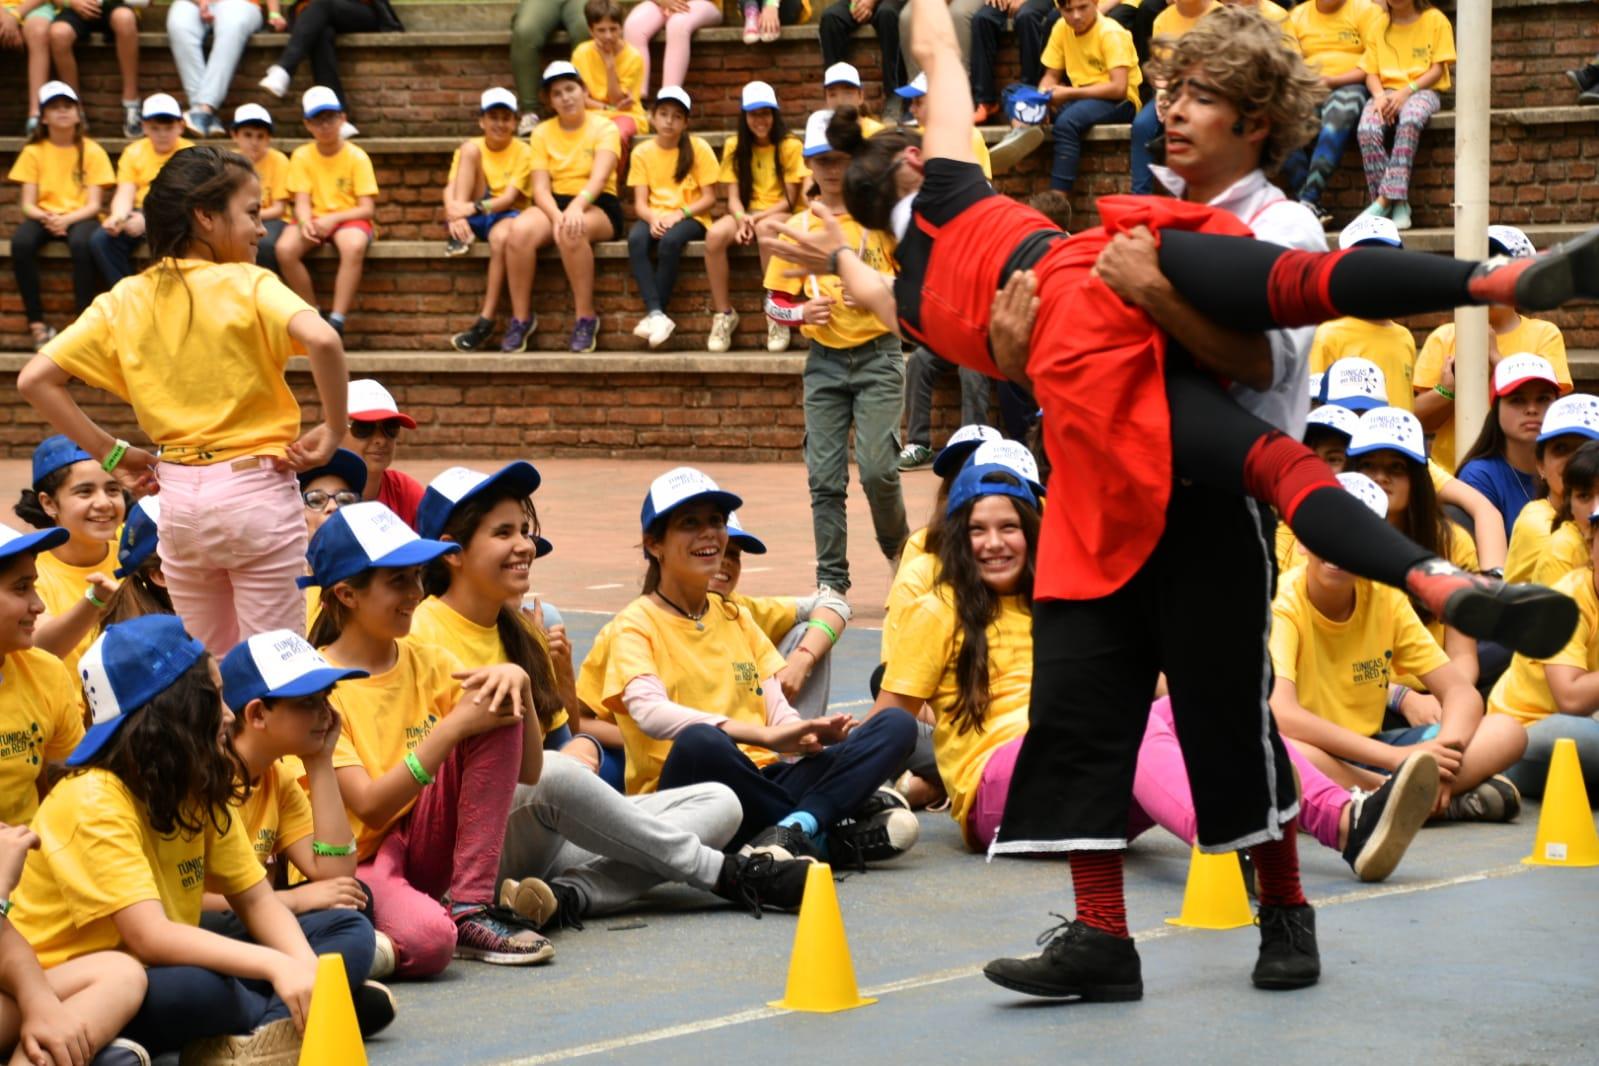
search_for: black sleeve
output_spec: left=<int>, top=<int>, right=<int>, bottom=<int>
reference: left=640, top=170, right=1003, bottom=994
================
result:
left=913, top=158, right=994, bottom=227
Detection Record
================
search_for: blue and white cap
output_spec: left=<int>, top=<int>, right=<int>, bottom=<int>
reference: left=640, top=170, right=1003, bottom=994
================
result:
left=1337, top=472, right=1389, bottom=519
left=68, top=616, right=207, bottom=767
left=301, top=501, right=460, bottom=589
left=742, top=81, right=779, bottom=112
left=232, top=102, right=274, bottom=130
left=931, top=424, right=1003, bottom=477
left=1320, top=357, right=1388, bottom=412
left=1487, top=224, right=1536, bottom=260
left=895, top=73, right=929, bottom=99
left=823, top=62, right=861, bottom=88
left=726, top=511, right=767, bottom=555
left=946, top=463, right=1039, bottom=518
left=1304, top=403, right=1359, bottom=441
left=415, top=462, right=550, bottom=557
left=969, top=438, right=1045, bottom=497
left=220, top=629, right=369, bottom=713
left=1347, top=406, right=1427, bottom=465
left=640, top=467, right=742, bottom=532
left=114, top=497, right=160, bottom=578
left=802, top=110, right=836, bottom=158
left=301, top=85, right=343, bottom=118
left=32, top=434, right=94, bottom=485
left=141, top=93, right=183, bottom=121
left=480, top=87, right=518, bottom=113
left=542, top=61, right=582, bottom=87
left=0, top=521, right=68, bottom=565
left=1338, top=215, right=1403, bottom=250
left=297, top=448, right=368, bottom=495
left=1537, top=393, right=1599, bottom=444
left=39, top=81, right=78, bottom=108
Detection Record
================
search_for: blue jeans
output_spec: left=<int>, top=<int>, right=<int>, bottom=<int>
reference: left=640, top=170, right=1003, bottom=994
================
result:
left=1505, top=714, right=1599, bottom=800
left=90, top=226, right=143, bottom=286
left=256, top=217, right=286, bottom=274
left=1129, top=98, right=1163, bottom=194
left=1053, top=97, right=1135, bottom=191
left=628, top=217, right=705, bottom=314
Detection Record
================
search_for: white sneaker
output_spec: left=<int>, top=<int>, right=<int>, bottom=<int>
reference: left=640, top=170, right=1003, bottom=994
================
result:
left=258, top=65, right=290, bottom=98
left=767, top=320, right=791, bottom=353
left=517, top=112, right=539, bottom=136
left=339, top=120, right=360, bottom=140
left=633, top=312, right=659, bottom=340
left=370, top=929, right=397, bottom=979
left=648, top=312, right=677, bottom=349
left=708, top=309, right=739, bottom=352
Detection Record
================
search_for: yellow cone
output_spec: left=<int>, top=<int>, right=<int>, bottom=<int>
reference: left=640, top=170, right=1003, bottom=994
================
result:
left=768, top=862, right=877, bottom=1013
left=1522, top=738, right=1599, bottom=868
left=1165, top=845, right=1256, bottom=930
left=298, top=954, right=367, bottom=1066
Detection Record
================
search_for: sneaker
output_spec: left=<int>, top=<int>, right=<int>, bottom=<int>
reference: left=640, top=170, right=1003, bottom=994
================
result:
left=500, top=315, right=534, bottom=353
left=827, top=804, right=920, bottom=867
left=122, top=103, right=143, bottom=139
left=988, top=125, right=1045, bottom=176
left=499, top=875, right=558, bottom=927
left=354, top=981, right=397, bottom=1039
left=323, top=313, right=344, bottom=338
left=881, top=95, right=905, bottom=126
left=30, top=324, right=57, bottom=352
left=370, top=930, right=396, bottom=979
left=1404, top=559, right=1579, bottom=658
left=714, top=850, right=811, bottom=916
left=184, top=109, right=210, bottom=138
left=1361, top=199, right=1389, bottom=218
left=258, top=65, right=291, bottom=99
left=339, top=120, right=360, bottom=140
left=1343, top=752, right=1438, bottom=881
left=897, top=443, right=934, bottom=471
left=178, top=1017, right=299, bottom=1065
left=1583, top=88, right=1599, bottom=106
left=452, top=904, right=556, bottom=965
left=766, top=320, right=791, bottom=352
left=444, top=236, right=471, bottom=257
left=569, top=315, right=599, bottom=353
left=23, top=115, right=39, bottom=137
left=647, top=312, right=677, bottom=349
left=518, top=112, right=539, bottom=136
left=983, top=917, right=1143, bottom=1001
left=92, top=1038, right=151, bottom=1066
left=708, top=309, right=739, bottom=353
left=742, top=3, right=759, bottom=43
left=1445, top=774, right=1521, bottom=822
left=1495, top=224, right=1599, bottom=313
left=852, top=785, right=911, bottom=819
left=1390, top=201, right=1412, bottom=231
left=1252, top=904, right=1320, bottom=990
left=742, top=823, right=823, bottom=863
left=1568, top=66, right=1599, bottom=95
left=633, top=311, right=659, bottom=340
left=1301, top=199, right=1334, bottom=227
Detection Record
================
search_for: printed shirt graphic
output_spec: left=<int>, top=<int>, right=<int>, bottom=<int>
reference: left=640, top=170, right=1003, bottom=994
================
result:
left=0, top=648, right=85, bottom=825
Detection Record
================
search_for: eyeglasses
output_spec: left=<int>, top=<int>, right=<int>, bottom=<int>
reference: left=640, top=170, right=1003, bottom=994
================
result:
left=349, top=419, right=404, bottom=440
left=303, top=489, right=360, bottom=509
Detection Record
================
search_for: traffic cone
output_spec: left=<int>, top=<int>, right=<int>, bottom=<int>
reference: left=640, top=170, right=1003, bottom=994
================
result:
left=767, top=863, right=877, bottom=1013
left=298, top=954, right=367, bottom=1066
left=1522, top=738, right=1599, bottom=868
left=1165, top=845, right=1256, bottom=930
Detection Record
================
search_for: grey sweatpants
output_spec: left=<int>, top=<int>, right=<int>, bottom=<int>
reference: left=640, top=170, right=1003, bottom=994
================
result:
left=777, top=622, right=833, bottom=721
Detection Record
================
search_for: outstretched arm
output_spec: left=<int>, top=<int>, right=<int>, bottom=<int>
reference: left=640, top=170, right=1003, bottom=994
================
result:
left=909, top=0, right=978, bottom=165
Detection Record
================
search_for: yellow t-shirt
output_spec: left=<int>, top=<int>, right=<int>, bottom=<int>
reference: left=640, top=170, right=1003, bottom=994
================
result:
left=882, top=551, right=939, bottom=662
left=325, top=639, right=464, bottom=859
left=35, top=542, right=119, bottom=677
left=116, top=136, right=195, bottom=210
left=1489, top=568, right=1599, bottom=726
left=1308, top=318, right=1417, bottom=410
left=763, top=206, right=896, bottom=350
left=570, top=40, right=648, bottom=126
left=236, top=760, right=316, bottom=875
left=0, top=648, right=85, bottom=826
left=1536, top=521, right=1588, bottom=588
left=1413, top=318, right=1570, bottom=472
left=448, top=136, right=534, bottom=201
left=1269, top=564, right=1450, bottom=737
left=254, top=146, right=292, bottom=210
left=530, top=113, right=622, bottom=198
left=1287, top=0, right=1380, bottom=79
left=718, top=135, right=808, bottom=213
left=898, top=526, right=930, bottom=573
left=576, top=616, right=618, bottom=724
left=13, top=769, right=264, bottom=969
left=287, top=141, right=379, bottom=216
left=43, top=261, right=314, bottom=465
left=1275, top=521, right=1299, bottom=577
left=1041, top=13, right=1143, bottom=108
left=1363, top=7, right=1455, bottom=91
left=1150, top=1, right=1221, bottom=44
left=881, top=589, right=1032, bottom=845
left=7, top=139, right=115, bottom=216
left=726, top=592, right=799, bottom=648
left=407, top=596, right=568, bottom=734
left=1254, top=0, right=1289, bottom=22
left=1505, top=498, right=1558, bottom=585
left=596, top=596, right=787, bottom=794
left=627, top=135, right=721, bottom=215
left=970, top=128, right=993, bottom=180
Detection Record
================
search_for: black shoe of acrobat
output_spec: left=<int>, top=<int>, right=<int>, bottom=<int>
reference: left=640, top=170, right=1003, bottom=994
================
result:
left=1252, top=904, right=1320, bottom=991
left=983, top=918, right=1143, bottom=1001
left=1504, top=225, right=1599, bottom=311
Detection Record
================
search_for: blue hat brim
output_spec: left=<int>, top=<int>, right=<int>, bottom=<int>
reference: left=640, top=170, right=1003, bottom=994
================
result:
left=1537, top=426, right=1599, bottom=444
left=534, top=536, right=554, bottom=558
left=742, top=101, right=778, bottom=111
left=1329, top=396, right=1385, bottom=413
left=301, top=538, right=460, bottom=588
left=417, top=461, right=541, bottom=541
left=298, top=449, right=369, bottom=496
left=0, top=527, right=69, bottom=562
left=65, top=715, right=134, bottom=767
left=1346, top=441, right=1427, bottom=466
left=729, top=531, right=768, bottom=555
left=263, top=665, right=371, bottom=700
left=894, top=85, right=926, bottom=99
left=946, top=464, right=1040, bottom=518
left=1349, top=237, right=1403, bottom=249
left=643, top=488, right=744, bottom=532
left=932, top=441, right=984, bottom=478
left=305, top=104, right=343, bottom=117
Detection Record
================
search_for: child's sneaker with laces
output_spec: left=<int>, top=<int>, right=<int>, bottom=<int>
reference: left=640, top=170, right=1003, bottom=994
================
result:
left=767, top=320, right=791, bottom=352
left=452, top=904, right=555, bottom=964
left=827, top=803, right=920, bottom=867
left=258, top=65, right=291, bottom=98
left=708, top=309, right=739, bottom=352
left=500, top=315, right=535, bottom=353
left=742, top=823, right=822, bottom=863
left=714, top=851, right=812, bottom=915
left=570, top=315, right=599, bottom=353
left=452, top=316, right=495, bottom=352
left=1444, top=775, right=1521, bottom=822
left=647, top=312, right=676, bottom=348
left=122, top=102, right=143, bottom=139
left=742, top=2, right=759, bottom=43
left=1342, top=751, right=1438, bottom=881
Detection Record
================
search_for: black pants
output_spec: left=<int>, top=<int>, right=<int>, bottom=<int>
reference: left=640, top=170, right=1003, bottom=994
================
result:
left=903, top=345, right=992, bottom=448
left=11, top=218, right=100, bottom=321
left=628, top=216, right=705, bottom=314
left=819, top=0, right=904, bottom=96
left=969, top=0, right=1055, bottom=105
left=256, top=217, right=286, bottom=274
left=277, top=0, right=384, bottom=118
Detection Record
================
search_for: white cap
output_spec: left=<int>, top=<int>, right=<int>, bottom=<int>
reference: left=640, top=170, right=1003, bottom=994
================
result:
left=38, top=81, right=78, bottom=107
left=1338, top=215, right=1403, bottom=250
left=1347, top=406, right=1427, bottom=465
left=542, top=60, right=581, bottom=86
left=301, top=85, right=343, bottom=117
left=823, top=62, right=861, bottom=88
left=1487, top=224, right=1536, bottom=260
left=232, top=102, right=274, bottom=130
left=1337, top=472, right=1390, bottom=519
left=895, top=72, right=929, bottom=99
left=970, top=439, right=1044, bottom=494
left=802, top=110, right=836, bottom=158
left=1321, top=357, right=1388, bottom=412
left=480, top=87, right=518, bottom=113
left=1493, top=352, right=1559, bottom=399
left=640, top=467, right=742, bottom=531
left=1305, top=404, right=1359, bottom=440
left=141, top=93, right=183, bottom=121
left=742, top=81, right=779, bottom=111
left=1538, top=394, right=1599, bottom=444
left=656, top=86, right=692, bottom=113
left=347, top=378, right=417, bottom=427
left=1308, top=372, right=1324, bottom=402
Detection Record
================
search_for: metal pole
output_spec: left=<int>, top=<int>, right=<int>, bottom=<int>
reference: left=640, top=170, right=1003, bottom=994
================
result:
left=1452, top=0, right=1492, bottom=460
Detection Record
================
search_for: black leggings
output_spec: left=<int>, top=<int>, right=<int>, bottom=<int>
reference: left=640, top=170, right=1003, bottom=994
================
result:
left=11, top=218, right=100, bottom=322
left=276, top=0, right=383, bottom=118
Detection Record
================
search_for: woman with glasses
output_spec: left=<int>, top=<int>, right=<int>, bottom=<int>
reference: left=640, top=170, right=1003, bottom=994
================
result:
left=342, top=378, right=427, bottom=529
left=298, top=448, right=366, bottom=632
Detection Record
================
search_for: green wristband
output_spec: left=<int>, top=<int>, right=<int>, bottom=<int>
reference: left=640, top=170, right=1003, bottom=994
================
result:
left=311, top=840, right=357, bottom=857
left=101, top=439, right=128, bottom=473
left=1434, top=383, right=1455, bottom=401
left=85, top=587, right=107, bottom=610
left=404, top=750, right=434, bottom=786
left=578, top=189, right=595, bottom=204
left=807, top=617, right=839, bottom=644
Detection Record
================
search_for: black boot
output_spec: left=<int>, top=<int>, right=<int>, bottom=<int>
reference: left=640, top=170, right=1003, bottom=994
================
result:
left=1252, top=904, right=1320, bottom=990
left=984, top=917, right=1143, bottom=1001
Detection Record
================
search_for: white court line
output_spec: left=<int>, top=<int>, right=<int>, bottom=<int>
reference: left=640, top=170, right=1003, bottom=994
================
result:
left=584, top=583, right=625, bottom=590
left=493, top=863, right=1529, bottom=1066
left=827, top=698, right=873, bottom=711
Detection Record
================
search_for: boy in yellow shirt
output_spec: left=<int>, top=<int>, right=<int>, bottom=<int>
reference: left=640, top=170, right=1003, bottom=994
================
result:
left=1308, top=217, right=1417, bottom=409
left=1037, top=0, right=1140, bottom=193
left=572, top=0, right=647, bottom=145
left=229, top=102, right=292, bottom=274
left=91, top=92, right=193, bottom=285
left=276, top=85, right=380, bottom=338
left=46, top=0, right=144, bottom=138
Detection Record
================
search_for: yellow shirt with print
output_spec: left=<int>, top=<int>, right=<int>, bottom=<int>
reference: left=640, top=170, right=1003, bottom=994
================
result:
left=1041, top=13, right=1142, bottom=109
left=1269, top=563, right=1449, bottom=737
left=288, top=141, right=379, bottom=216
left=718, top=135, right=808, bottom=213
left=35, top=542, right=119, bottom=677
left=408, top=596, right=567, bottom=734
left=530, top=113, right=622, bottom=198
left=763, top=206, right=895, bottom=350
left=235, top=760, right=316, bottom=875
left=0, top=648, right=85, bottom=826
left=8, top=139, right=115, bottom=216
left=449, top=136, right=534, bottom=201
left=881, top=588, right=1032, bottom=847
left=1364, top=7, right=1455, bottom=91
left=116, top=136, right=195, bottom=210
left=43, top=261, right=314, bottom=465
left=1308, top=318, right=1417, bottom=410
left=1504, top=498, right=1557, bottom=585
left=882, top=551, right=939, bottom=662
left=597, top=596, right=787, bottom=795
left=1287, top=0, right=1380, bottom=79
left=725, top=592, right=799, bottom=649
left=571, top=40, right=648, bottom=126
left=1489, top=568, right=1599, bottom=726
left=627, top=135, right=721, bottom=215
left=324, top=639, right=464, bottom=859
left=1413, top=317, right=1570, bottom=472
left=13, top=769, right=264, bottom=969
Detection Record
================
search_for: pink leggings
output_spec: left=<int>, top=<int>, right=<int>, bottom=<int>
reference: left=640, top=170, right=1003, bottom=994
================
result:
left=622, top=0, right=722, bottom=94
left=356, top=724, right=524, bottom=978
left=968, top=697, right=1349, bottom=852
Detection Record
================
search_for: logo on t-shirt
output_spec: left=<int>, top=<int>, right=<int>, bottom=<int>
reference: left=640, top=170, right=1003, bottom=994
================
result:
left=405, top=713, right=440, bottom=750
left=0, top=721, right=42, bottom=766
left=1351, top=650, right=1392, bottom=687
left=733, top=660, right=760, bottom=694
left=177, top=855, right=207, bottom=891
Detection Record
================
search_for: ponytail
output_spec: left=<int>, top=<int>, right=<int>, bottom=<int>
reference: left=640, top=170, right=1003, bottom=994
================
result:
left=827, top=106, right=919, bottom=232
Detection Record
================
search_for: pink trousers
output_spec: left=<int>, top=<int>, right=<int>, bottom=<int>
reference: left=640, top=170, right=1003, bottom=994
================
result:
left=622, top=0, right=722, bottom=93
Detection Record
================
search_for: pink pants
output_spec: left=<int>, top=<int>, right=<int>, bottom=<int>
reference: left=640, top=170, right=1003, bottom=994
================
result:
left=155, top=460, right=308, bottom=655
left=622, top=0, right=722, bottom=93
left=967, top=698, right=1349, bottom=852
left=357, top=724, right=525, bottom=978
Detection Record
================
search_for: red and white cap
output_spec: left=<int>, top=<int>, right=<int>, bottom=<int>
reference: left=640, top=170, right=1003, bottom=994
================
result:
left=348, top=378, right=417, bottom=427
left=1492, top=353, right=1559, bottom=400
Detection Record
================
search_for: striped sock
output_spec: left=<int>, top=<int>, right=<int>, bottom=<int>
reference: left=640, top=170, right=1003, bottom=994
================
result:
left=1249, top=825, right=1308, bottom=908
left=1068, top=850, right=1129, bottom=939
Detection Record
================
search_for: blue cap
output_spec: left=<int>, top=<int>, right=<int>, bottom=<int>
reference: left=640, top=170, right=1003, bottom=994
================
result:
left=1537, top=393, right=1599, bottom=445
left=32, top=434, right=94, bottom=486
left=297, top=448, right=368, bottom=496
left=0, top=521, right=68, bottom=565
left=726, top=511, right=767, bottom=555
left=416, top=462, right=542, bottom=542
left=114, top=497, right=160, bottom=578
left=68, top=615, right=207, bottom=767
left=640, top=467, right=742, bottom=533
left=931, top=424, right=1004, bottom=478
left=895, top=73, right=928, bottom=100
left=946, top=463, right=1039, bottom=518
left=221, top=629, right=369, bottom=712
left=301, top=501, right=460, bottom=589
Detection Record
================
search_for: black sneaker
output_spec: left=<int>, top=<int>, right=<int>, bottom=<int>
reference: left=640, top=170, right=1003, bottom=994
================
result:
left=1405, top=559, right=1578, bottom=659
left=444, top=236, right=471, bottom=257
left=1567, top=66, right=1599, bottom=94
left=355, top=980, right=397, bottom=1039
left=827, top=805, right=920, bottom=868
left=714, top=851, right=811, bottom=916
left=452, top=316, right=495, bottom=352
left=1343, top=752, right=1439, bottom=882
left=852, top=785, right=911, bottom=819
left=1500, top=225, right=1599, bottom=312
left=1301, top=199, right=1334, bottom=227
left=1252, top=904, right=1320, bottom=990
left=983, top=916, right=1143, bottom=1001
left=1444, top=774, right=1521, bottom=822
left=742, top=823, right=822, bottom=863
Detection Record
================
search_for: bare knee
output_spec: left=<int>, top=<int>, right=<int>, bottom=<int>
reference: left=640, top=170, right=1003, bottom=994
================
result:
left=48, top=20, right=77, bottom=51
